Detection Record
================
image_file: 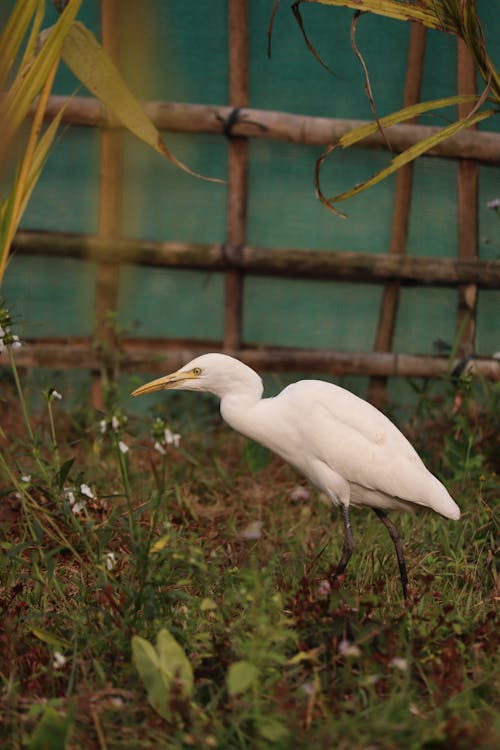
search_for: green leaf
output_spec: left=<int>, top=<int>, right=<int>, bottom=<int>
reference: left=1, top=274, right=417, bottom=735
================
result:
left=28, top=706, right=73, bottom=750
left=157, top=628, right=194, bottom=697
left=243, top=439, right=270, bottom=474
left=226, top=660, right=259, bottom=697
left=132, top=629, right=193, bottom=721
left=321, top=108, right=496, bottom=215
left=0, top=0, right=40, bottom=90
left=339, top=94, right=480, bottom=149
left=60, top=23, right=223, bottom=184
left=56, top=457, right=75, bottom=490
left=132, top=635, right=169, bottom=720
left=257, top=717, right=290, bottom=742
left=31, top=627, right=70, bottom=650
left=2, top=0, right=83, bottom=152
left=307, top=0, right=456, bottom=32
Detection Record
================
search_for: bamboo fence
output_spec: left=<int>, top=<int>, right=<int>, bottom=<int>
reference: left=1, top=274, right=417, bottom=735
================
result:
left=10, top=1, right=500, bottom=401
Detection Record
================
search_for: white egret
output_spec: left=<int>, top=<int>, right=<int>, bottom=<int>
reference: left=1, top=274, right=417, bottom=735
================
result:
left=132, top=353, right=460, bottom=598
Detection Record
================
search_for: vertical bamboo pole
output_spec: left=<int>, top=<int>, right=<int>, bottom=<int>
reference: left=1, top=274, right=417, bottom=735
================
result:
left=92, top=0, right=123, bottom=408
left=456, top=39, right=478, bottom=356
left=368, top=23, right=426, bottom=406
left=224, top=0, right=249, bottom=351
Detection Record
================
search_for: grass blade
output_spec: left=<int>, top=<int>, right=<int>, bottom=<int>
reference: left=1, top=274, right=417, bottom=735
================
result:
left=0, top=0, right=40, bottom=91
left=317, top=108, right=496, bottom=215
left=305, top=0, right=456, bottom=32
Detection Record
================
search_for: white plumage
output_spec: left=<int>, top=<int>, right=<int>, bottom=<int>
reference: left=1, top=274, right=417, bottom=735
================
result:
left=132, top=353, right=460, bottom=598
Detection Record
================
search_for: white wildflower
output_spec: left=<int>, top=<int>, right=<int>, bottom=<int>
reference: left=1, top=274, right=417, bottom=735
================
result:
left=487, top=197, right=500, bottom=210
left=164, top=428, right=181, bottom=447
left=65, top=486, right=86, bottom=514
left=21, top=474, right=31, bottom=483
left=11, top=335, right=21, bottom=349
left=290, top=486, right=310, bottom=502
left=316, top=579, right=331, bottom=597
left=64, top=488, right=75, bottom=505
left=80, top=483, right=94, bottom=499
left=111, top=415, right=120, bottom=431
left=241, top=520, right=262, bottom=540
left=301, top=681, right=316, bottom=696
left=390, top=657, right=408, bottom=672
left=154, top=441, right=166, bottom=455
left=338, top=639, right=361, bottom=658
left=104, top=552, right=117, bottom=571
left=50, top=390, right=62, bottom=401
left=118, top=440, right=129, bottom=454
left=99, top=419, right=107, bottom=434
left=53, top=651, right=67, bottom=669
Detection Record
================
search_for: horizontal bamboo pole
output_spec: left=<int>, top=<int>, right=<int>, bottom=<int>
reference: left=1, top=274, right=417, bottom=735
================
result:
left=13, top=230, right=500, bottom=288
left=5, top=338, right=499, bottom=380
left=41, top=95, right=500, bottom=164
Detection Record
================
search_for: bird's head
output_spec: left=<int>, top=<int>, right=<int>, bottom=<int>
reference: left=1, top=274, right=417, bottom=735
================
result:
left=131, top=353, right=263, bottom=401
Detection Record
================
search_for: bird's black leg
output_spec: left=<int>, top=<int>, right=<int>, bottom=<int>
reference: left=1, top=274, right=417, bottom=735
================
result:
left=330, top=504, right=355, bottom=580
left=373, top=508, right=408, bottom=600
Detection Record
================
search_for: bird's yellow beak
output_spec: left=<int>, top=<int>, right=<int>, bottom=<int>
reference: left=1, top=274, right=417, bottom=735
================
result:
left=131, top=369, right=196, bottom=397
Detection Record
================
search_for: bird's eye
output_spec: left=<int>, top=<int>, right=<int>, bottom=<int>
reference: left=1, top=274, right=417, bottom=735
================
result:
left=193, top=367, right=202, bottom=376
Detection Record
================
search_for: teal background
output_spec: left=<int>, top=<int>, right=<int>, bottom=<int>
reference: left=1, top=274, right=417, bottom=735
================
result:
left=2, top=1, right=499, bottom=407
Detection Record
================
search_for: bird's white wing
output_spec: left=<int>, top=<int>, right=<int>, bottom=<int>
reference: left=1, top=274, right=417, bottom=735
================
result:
left=279, top=381, right=451, bottom=511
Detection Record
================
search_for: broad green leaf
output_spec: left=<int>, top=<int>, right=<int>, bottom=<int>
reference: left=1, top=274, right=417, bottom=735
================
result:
left=321, top=108, right=496, bottom=215
left=132, top=634, right=169, bottom=720
left=28, top=706, right=73, bottom=750
left=226, top=660, right=259, bottom=697
left=132, top=629, right=193, bottom=721
left=157, top=628, right=194, bottom=697
left=60, top=23, right=223, bottom=184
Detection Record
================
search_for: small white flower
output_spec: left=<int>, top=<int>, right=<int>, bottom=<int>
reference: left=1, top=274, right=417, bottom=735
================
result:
left=118, top=440, right=129, bottom=454
left=390, top=657, right=408, bottom=672
left=72, top=501, right=85, bottom=515
left=80, top=483, right=94, bottom=499
left=111, top=415, right=120, bottom=431
left=50, top=390, right=62, bottom=401
left=301, top=681, right=316, bottom=696
left=290, top=486, right=310, bottom=502
left=164, top=428, right=181, bottom=447
left=53, top=651, right=67, bottom=669
left=241, top=520, right=262, bottom=540
left=64, top=488, right=76, bottom=505
left=487, top=197, right=500, bottom=210
left=338, top=639, right=361, bottom=658
left=99, top=419, right=107, bottom=434
left=154, top=441, right=166, bottom=455
left=21, top=474, right=31, bottom=483
left=317, top=579, right=331, bottom=597
left=104, top=552, right=117, bottom=571
left=11, top=335, right=21, bottom=349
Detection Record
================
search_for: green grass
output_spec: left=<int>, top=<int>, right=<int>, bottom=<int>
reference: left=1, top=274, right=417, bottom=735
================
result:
left=0, top=336, right=498, bottom=749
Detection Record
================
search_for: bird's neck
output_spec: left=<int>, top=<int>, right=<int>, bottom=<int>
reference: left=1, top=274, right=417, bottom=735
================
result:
left=219, top=390, right=265, bottom=443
